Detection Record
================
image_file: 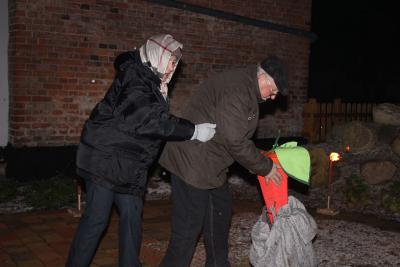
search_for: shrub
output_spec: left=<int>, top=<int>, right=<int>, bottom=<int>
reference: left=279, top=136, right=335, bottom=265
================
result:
left=381, top=181, right=400, bottom=213
left=343, top=174, right=370, bottom=207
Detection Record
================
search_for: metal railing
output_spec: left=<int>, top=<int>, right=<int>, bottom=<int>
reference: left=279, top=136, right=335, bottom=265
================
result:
left=303, top=98, right=376, bottom=143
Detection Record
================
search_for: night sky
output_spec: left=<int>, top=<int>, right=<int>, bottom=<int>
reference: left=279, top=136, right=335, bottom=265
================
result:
left=309, top=1, right=400, bottom=102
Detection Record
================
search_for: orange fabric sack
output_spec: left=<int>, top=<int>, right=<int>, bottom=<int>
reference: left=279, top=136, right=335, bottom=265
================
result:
left=257, top=151, right=288, bottom=223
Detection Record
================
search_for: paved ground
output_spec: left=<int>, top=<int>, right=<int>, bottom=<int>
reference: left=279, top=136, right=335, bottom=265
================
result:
left=1, top=199, right=400, bottom=267
left=0, top=200, right=261, bottom=267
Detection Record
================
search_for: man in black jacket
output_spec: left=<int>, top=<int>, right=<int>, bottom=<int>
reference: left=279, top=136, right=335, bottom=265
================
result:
left=66, top=34, right=216, bottom=267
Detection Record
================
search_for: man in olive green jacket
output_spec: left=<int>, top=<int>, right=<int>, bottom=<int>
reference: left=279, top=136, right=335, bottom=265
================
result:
left=159, top=57, right=288, bottom=267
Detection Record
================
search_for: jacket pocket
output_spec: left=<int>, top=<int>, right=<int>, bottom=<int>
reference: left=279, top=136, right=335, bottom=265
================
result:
left=110, top=150, right=146, bottom=185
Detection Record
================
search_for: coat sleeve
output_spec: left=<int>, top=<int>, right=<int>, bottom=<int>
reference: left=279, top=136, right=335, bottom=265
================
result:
left=115, top=85, right=195, bottom=141
left=216, top=89, right=272, bottom=176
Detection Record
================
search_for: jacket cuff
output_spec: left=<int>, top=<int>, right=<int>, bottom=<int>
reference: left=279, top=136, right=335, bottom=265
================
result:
left=170, top=118, right=195, bottom=140
left=190, top=125, right=198, bottom=140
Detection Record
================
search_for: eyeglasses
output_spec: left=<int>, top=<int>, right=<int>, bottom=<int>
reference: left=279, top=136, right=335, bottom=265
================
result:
left=270, top=87, right=279, bottom=96
left=266, top=77, right=279, bottom=97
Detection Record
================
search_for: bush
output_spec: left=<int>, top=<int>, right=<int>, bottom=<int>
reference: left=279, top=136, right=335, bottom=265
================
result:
left=381, top=181, right=400, bottom=213
left=343, top=174, right=370, bottom=207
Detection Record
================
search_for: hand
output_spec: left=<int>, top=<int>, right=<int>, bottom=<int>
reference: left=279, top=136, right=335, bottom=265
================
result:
left=191, top=123, right=216, bottom=142
left=265, top=162, right=283, bottom=186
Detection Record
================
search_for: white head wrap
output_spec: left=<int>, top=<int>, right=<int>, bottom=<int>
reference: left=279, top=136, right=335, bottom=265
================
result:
left=139, top=34, right=183, bottom=98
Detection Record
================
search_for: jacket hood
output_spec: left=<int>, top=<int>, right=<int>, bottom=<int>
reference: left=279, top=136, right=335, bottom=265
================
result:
left=139, top=34, right=183, bottom=84
left=113, top=51, right=137, bottom=72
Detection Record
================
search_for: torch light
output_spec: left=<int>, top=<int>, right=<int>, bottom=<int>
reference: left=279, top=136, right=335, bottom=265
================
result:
left=317, top=152, right=341, bottom=216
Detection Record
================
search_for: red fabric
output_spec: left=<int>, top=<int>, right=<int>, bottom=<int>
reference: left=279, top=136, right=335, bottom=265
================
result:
left=257, top=151, right=288, bottom=223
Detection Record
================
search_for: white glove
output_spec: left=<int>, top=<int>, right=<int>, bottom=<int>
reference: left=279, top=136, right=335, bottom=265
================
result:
left=191, top=123, right=216, bottom=142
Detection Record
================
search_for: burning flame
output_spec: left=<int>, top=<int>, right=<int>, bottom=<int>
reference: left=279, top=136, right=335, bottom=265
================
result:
left=329, top=152, right=341, bottom=162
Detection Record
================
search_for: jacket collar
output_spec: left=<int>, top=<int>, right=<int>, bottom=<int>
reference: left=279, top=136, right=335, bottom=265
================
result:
left=131, top=50, right=161, bottom=86
left=126, top=51, right=168, bottom=106
left=244, top=65, right=263, bottom=103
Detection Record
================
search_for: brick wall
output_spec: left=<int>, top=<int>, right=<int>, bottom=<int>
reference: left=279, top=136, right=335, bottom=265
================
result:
left=8, top=0, right=312, bottom=146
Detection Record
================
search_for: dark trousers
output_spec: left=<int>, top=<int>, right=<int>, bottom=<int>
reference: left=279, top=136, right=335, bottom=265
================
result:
left=160, top=175, right=232, bottom=267
left=66, top=179, right=143, bottom=267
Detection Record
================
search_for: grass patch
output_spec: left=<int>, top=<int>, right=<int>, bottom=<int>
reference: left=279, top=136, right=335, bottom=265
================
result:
left=21, top=175, right=77, bottom=209
left=0, top=179, right=19, bottom=202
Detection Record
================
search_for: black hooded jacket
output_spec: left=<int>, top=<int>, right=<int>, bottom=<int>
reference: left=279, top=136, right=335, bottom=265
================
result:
left=76, top=50, right=194, bottom=195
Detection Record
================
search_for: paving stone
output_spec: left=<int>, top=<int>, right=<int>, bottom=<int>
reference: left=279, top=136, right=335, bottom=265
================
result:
left=4, top=222, right=25, bottom=230
left=28, top=224, right=49, bottom=232
left=16, top=229, right=42, bottom=243
left=55, top=226, right=76, bottom=239
left=140, top=246, right=163, bottom=266
left=143, top=228, right=170, bottom=241
left=0, top=222, right=8, bottom=229
left=40, top=257, right=65, bottom=267
left=0, top=232, right=20, bottom=246
left=92, top=255, right=117, bottom=266
left=10, top=251, right=36, bottom=261
left=47, top=241, right=70, bottom=256
left=2, top=244, right=29, bottom=254
left=39, top=232, right=64, bottom=243
left=0, top=239, right=23, bottom=247
left=15, top=259, right=45, bottom=267
left=97, top=238, right=118, bottom=250
left=1, top=261, right=18, bottom=267
left=46, top=221, right=72, bottom=230
left=103, top=248, right=118, bottom=257
left=25, top=242, right=62, bottom=263
left=19, top=216, right=43, bottom=225
left=0, top=250, right=13, bottom=262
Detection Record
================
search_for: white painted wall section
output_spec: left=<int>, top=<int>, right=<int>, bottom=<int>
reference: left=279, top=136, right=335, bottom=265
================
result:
left=0, top=0, right=9, bottom=146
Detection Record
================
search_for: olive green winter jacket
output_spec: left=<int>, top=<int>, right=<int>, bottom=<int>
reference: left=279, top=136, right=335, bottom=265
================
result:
left=159, top=65, right=273, bottom=189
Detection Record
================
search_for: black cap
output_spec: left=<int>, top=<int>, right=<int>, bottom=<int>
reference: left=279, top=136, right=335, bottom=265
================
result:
left=260, top=56, right=288, bottom=95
